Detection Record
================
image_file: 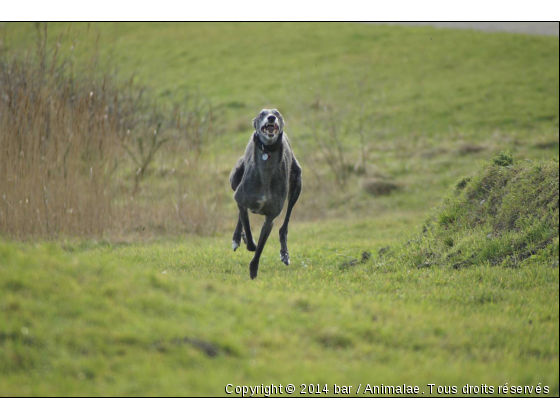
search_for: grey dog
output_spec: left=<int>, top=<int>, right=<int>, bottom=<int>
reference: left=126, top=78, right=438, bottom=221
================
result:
left=229, top=109, right=302, bottom=279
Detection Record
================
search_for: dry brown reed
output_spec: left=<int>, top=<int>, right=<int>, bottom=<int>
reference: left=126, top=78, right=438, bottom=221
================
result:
left=1, top=52, right=121, bottom=237
left=0, top=27, right=215, bottom=240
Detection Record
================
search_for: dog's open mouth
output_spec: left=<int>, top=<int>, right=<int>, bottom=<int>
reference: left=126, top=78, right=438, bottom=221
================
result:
left=261, top=123, right=279, bottom=137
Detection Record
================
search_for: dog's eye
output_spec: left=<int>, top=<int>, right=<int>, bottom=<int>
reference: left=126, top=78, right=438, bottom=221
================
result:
left=259, top=111, right=265, bottom=117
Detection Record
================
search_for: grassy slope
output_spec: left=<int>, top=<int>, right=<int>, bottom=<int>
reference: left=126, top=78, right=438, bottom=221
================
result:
left=0, top=23, right=559, bottom=396
left=2, top=23, right=557, bottom=219
left=384, top=156, right=559, bottom=269
left=4, top=23, right=557, bottom=136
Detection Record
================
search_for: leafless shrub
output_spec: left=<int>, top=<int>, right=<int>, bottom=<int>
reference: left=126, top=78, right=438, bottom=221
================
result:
left=307, top=99, right=352, bottom=188
left=123, top=122, right=171, bottom=195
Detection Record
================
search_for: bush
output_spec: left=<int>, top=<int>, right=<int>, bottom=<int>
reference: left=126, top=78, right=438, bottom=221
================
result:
left=492, top=150, right=514, bottom=167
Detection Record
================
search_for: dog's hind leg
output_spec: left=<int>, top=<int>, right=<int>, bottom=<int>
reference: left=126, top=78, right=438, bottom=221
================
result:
left=232, top=217, right=243, bottom=251
left=279, top=160, right=302, bottom=266
left=250, top=216, right=275, bottom=279
left=238, top=205, right=257, bottom=252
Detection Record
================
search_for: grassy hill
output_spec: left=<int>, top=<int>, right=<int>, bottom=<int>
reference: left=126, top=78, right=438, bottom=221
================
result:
left=3, top=23, right=558, bottom=138
left=1, top=23, right=558, bottom=224
left=0, top=23, right=558, bottom=396
left=380, top=154, right=559, bottom=270
left=2, top=23, right=558, bottom=235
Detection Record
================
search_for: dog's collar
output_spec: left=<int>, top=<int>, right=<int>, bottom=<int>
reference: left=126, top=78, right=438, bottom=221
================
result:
left=253, top=131, right=283, bottom=155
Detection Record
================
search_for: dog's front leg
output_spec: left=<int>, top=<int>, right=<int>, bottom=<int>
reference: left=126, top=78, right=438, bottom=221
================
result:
left=238, top=205, right=257, bottom=252
left=279, top=160, right=302, bottom=266
left=249, top=216, right=274, bottom=279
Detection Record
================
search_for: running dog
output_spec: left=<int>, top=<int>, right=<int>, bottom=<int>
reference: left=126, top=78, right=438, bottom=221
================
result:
left=229, top=109, right=302, bottom=279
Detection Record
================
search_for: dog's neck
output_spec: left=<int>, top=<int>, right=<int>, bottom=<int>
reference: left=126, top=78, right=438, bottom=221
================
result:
left=253, top=131, right=283, bottom=154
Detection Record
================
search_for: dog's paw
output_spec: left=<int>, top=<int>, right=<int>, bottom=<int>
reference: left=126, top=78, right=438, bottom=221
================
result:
left=280, top=252, right=290, bottom=266
left=249, top=260, right=259, bottom=279
left=232, top=240, right=240, bottom=251
left=246, top=242, right=257, bottom=252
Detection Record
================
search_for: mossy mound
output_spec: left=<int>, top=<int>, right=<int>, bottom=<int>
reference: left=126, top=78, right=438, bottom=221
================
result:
left=387, top=153, right=559, bottom=269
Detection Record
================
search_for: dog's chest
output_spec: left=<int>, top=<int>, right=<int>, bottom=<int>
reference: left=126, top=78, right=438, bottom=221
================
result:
left=236, top=168, right=287, bottom=215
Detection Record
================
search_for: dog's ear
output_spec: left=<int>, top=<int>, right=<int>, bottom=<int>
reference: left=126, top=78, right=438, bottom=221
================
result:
left=252, top=117, right=258, bottom=131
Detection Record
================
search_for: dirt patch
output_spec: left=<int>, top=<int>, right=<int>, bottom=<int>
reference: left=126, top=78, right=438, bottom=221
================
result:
left=362, top=178, right=401, bottom=196
left=458, top=143, right=486, bottom=155
left=153, top=336, right=233, bottom=358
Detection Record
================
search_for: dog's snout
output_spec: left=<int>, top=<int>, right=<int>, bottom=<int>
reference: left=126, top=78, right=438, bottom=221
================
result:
left=267, top=115, right=276, bottom=123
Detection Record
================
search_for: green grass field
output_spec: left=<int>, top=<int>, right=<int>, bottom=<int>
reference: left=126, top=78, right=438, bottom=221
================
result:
left=1, top=220, right=558, bottom=396
left=0, top=23, right=558, bottom=396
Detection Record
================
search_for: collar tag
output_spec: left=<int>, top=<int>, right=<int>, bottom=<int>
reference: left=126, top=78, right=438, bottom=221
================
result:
left=262, top=153, right=269, bottom=161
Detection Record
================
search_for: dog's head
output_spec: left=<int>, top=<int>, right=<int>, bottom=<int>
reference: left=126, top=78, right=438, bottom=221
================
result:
left=253, top=109, right=284, bottom=145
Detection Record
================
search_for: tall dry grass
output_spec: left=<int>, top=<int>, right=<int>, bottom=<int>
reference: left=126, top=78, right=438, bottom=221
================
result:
left=1, top=53, right=120, bottom=237
left=0, top=28, right=215, bottom=240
